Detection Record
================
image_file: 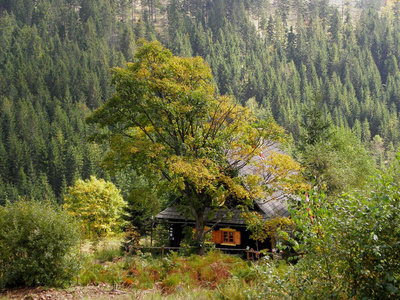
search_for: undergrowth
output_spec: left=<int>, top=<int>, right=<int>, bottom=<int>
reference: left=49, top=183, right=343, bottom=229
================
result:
left=77, top=240, right=291, bottom=299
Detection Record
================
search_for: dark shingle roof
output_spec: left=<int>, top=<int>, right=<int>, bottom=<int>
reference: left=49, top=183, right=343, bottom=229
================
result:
left=156, top=142, right=291, bottom=225
left=156, top=206, right=250, bottom=225
left=255, top=191, right=290, bottom=218
left=156, top=190, right=290, bottom=225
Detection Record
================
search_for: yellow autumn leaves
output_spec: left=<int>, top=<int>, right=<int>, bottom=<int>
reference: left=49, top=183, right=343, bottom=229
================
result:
left=63, top=176, right=126, bottom=239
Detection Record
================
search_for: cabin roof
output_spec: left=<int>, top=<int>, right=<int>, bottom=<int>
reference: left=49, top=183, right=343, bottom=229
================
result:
left=155, top=142, right=292, bottom=226
left=156, top=190, right=290, bottom=226
left=156, top=206, right=249, bottom=225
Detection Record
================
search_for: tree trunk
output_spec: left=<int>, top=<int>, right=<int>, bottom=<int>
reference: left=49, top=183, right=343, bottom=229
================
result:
left=183, top=181, right=208, bottom=255
left=194, top=214, right=206, bottom=255
left=188, top=198, right=207, bottom=255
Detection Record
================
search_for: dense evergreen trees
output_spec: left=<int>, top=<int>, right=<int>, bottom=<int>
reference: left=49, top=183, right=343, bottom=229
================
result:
left=161, top=0, right=399, bottom=170
left=0, top=0, right=399, bottom=202
left=0, top=0, right=156, bottom=203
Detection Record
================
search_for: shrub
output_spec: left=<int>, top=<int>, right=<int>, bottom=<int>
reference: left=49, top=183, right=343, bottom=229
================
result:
left=64, top=176, right=126, bottom=239
left=0, top=200, right=81, bottom=288
left=285, top=167, right=400, bottom=299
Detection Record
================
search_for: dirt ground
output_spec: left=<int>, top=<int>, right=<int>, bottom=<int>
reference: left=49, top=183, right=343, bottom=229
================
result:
left=0, top=284, right=147, bottom=300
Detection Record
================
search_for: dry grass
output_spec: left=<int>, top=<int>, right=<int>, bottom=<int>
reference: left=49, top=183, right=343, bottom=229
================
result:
left=1, top=237, right=285, bottom=300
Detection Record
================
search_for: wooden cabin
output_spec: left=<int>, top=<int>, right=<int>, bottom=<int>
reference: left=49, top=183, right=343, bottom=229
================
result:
left=156, top=142, right=297, bottom=253
left=156, top=191, right=290, bottom=252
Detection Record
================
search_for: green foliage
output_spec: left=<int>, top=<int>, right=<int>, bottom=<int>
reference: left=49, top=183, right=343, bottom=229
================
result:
left=240, top=259, right=292, bottom=300
left=1, top=0, right=400, bottom=218
left=64, top=176, right=127, bottom=239
left=1, top=2, right=400, bottom=294
left=127, top=251, right=245, bottom=291
left=299, top=92, right=332, bottom=147
left=79, top=256, right=125, bottom=287
left=87, top=40, right=296, bottom=252
left=93, top=237, right=124, bottom=262
left=286, top=162, right=400, bottom=299
left=298, top=125, right=375, bottom=195
left=121, top=224, right=141, bottom=255
left=116, top=170, right=161, bottom=235
left=242, top=212, right=294, bottom=252
left=165, top=0, right=400, bottom=159
left=78, top=250, right=253, bottom=294
left=296, top=92, right=375, bottom=195
left=0, top=200, right=81, bottom=288
left=0, top=0, right=151, bottom=202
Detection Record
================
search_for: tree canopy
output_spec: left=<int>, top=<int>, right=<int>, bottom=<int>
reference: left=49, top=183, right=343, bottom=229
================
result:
left=87, top=40, right=305, bottom=252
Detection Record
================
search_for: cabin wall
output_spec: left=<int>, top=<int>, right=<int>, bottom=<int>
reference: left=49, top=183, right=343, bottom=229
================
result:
left=167, top=222, right=272, bottom=252
left=169, top=223, right=184, bottom=247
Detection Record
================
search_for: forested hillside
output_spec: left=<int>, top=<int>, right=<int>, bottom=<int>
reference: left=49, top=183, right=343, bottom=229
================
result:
left=0, top=0, right=136, bottom=203
left=164, top=0, right=400, bottom=158
left=0, top=0, right=399, bottom=203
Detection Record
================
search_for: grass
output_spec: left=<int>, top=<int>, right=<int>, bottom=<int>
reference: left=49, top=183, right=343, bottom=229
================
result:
left=1, top=236, right=292, bottom=299
left=74, top=237, right=292, bottom=299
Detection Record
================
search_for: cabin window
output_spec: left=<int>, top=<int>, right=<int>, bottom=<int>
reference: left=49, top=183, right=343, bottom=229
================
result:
left=212, top=228, right=241, bottom=246
left=223, top=231, right=234, bottom=243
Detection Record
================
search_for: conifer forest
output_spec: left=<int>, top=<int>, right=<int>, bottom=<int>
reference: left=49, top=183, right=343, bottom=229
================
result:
left=2, top=0, right=400, bottom=298
left=0, top=0, right=398, bottom=203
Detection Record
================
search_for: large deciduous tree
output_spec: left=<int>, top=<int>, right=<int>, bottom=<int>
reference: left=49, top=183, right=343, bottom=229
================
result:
left=87, top=40, right=301, bottom=253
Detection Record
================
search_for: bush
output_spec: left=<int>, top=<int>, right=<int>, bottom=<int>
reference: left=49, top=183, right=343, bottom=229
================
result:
left=0, top=200, right=81, bottom=288
left=64, top=176, right=126, bottom=239
left=285, top=168, right=400, bottom=299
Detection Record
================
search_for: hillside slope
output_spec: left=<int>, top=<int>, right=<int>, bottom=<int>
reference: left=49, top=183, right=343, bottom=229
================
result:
left=0, top=0, right=398, bottom=202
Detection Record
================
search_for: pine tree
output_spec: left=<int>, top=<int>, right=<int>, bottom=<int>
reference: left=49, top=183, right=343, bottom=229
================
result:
left=300, top=92, right=332, bottom=147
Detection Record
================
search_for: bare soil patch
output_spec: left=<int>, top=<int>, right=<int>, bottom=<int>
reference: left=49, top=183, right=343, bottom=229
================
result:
left=0, top=284, right=138, bottom=300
